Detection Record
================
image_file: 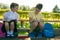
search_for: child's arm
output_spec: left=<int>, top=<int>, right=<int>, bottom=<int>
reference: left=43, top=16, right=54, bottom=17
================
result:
left=3, top=13, right=8, bottom=21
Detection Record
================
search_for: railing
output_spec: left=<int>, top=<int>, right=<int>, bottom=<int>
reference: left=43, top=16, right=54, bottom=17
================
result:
left=0, top=19, right=60, bottom=31
left=0, top=19, right=60, bottom=28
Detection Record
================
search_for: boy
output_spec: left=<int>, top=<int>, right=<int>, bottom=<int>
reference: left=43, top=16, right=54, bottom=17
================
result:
left=29, top=3, right=44, bottom=38
left=3, top=3, right=19, bottom=38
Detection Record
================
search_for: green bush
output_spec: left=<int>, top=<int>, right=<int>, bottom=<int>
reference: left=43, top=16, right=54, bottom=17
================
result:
left=24, top=22, right=30, bottom=28
left=52, top=24, right=60, bottom=28
left=17, top=22, right=21, bottom=28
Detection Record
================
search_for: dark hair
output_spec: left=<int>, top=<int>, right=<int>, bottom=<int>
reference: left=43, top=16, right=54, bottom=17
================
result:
left=10, top=3, right=19, bottom=9
left=36, top=3, right=43, bottom=10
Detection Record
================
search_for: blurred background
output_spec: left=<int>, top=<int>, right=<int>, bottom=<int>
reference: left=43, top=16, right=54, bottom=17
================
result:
left=0, top=0, right=60, bottom=39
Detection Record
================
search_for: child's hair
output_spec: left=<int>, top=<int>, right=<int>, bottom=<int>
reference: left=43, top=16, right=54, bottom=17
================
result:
left=36, top=3, right=43, bottom=10
left=10, top=2, right=19, bottom=9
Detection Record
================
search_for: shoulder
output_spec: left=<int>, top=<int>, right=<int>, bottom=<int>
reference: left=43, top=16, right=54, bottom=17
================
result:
left=4, top=11, right=10, bottom=15
left=39, top=13, right=44, bottom=18
left=39, top=13, right=43, bottom=17
left=39, top=12, right=43, bottom=15
left=15, top=12, right=19, bottom=16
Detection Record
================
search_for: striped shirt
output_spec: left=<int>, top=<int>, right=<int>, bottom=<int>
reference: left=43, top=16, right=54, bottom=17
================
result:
left=4, top=11, right=19, bottom=21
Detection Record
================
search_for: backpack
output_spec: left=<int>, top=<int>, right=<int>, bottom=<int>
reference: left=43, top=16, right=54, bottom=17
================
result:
left=0, top=22, right=5, bottom=38
left=43, top=23, right=54, bottom=38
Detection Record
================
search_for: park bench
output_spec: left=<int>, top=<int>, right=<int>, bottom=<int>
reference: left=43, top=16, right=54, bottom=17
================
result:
left=0, top=19, right=60, bottom=40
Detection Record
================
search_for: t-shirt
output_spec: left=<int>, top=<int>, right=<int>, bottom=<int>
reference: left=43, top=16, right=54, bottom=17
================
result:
left=3, top=11, right=19, bottom=21
left=29, top=11, right=44, bottom=22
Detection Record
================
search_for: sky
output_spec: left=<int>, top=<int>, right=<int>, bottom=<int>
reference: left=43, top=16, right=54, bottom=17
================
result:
left=0, top=0, right=60, bottom=12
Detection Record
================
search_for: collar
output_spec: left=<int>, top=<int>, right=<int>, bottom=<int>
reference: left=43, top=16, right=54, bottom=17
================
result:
left=10, top=10, right=16, bottom=13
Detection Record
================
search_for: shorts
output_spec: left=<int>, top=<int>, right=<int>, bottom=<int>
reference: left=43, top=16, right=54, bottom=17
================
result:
left=30, top=21, right=40, bottom=37
left=30, top=21, right=40, bottom=28
left=2, top=20, right=17, bottom=32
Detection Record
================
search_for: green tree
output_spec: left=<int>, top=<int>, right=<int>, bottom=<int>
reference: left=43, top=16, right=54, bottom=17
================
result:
left=30, top=7, right=35, bottom=11
left=20, top=5, right=30, bottom=11
left=0, top=3, right=9, bottom=9
left=53, top=5, right=60, bottom=13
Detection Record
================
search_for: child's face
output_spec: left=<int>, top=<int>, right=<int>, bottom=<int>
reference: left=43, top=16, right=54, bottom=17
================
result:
left=35, top=8, right=40, bottom=14
left=12, top=6, right=19, bottom=12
